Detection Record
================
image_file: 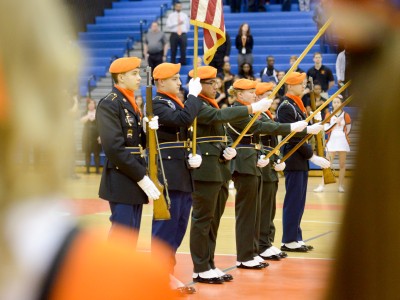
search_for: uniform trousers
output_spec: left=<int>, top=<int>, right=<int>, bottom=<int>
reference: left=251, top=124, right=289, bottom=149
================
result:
left=152, top=190, right=192, bottom=267
left=259, top=181, right=278, bottom=253
left=282, top=171, right=308, bottom=243
left=169, top=33, right=187, bottom=65
left=190, top=180, right=229, bottom=273
left=109, top=202, right=143, bottom=246
left=233, top=173, right=262, bottom=262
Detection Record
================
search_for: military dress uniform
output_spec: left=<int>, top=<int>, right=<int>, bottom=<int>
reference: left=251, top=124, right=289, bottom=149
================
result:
left=227, top=102, right=291, bottom=265
left=258, top=112, right=283, bottom=258
left=96, top=87, right=148, bottom=232
left=276, top=96, right=313, bottom=246
left=151, top=91, right=203, bottom=262
left=190, top=96, right=249, bottom=275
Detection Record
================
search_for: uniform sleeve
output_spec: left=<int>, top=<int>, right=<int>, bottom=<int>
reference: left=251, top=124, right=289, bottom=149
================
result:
left=153, top=95, right=203, bottom=127
left=197, top=104, right=249, bottom=125
left=230, top=115, right=291, bottom=136
left=96, top=99, right=147, bottom=182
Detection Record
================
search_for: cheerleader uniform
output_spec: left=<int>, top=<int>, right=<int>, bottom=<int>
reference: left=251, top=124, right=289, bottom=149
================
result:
left=325, top=111, right=351, bottom=152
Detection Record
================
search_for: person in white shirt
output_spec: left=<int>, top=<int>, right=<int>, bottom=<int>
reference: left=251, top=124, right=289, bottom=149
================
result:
left=166, top=1, right=190, bottom=65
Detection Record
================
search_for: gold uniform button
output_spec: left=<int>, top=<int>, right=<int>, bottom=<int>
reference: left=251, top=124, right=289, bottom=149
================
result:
left=168, top=156, right=171, bottom=159
left=205, top=152, right=209, bottom=155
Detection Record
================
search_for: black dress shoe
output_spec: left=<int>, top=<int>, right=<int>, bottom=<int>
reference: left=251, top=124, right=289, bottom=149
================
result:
left=193, top=275, right=224, bottom=284
left=259, top=254, right=281, bottom=261
left=220, top=274, right=234, bottom=282
left=175, top=286, right=196, bottom=295
left=279, top=251, right=288, bottom=258
left=237, top=263, right=267, bottom=270
left=281, top=245, right=308, bottom=252
left=304, top=244, right=314, bottom=251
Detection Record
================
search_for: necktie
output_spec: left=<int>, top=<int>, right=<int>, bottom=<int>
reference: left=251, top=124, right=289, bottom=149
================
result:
left=177, top=13, right=182, bottom=35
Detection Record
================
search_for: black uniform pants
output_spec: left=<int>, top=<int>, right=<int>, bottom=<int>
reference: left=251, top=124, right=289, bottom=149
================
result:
left=169, top=33, right=187, bottom=65
left=190, top=180, right=229, bottom=273
left=259, top=180, right=278, bottom=253
left=148, top=51, right=164, bottom=73
left=233, top=173, right=262, bottom=262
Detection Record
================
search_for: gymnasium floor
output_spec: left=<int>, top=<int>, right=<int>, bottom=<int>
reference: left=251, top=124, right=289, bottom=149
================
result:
left=65, top=173, right=348, bottom=299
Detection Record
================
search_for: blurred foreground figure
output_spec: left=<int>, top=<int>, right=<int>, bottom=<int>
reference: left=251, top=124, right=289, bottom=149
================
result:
left=325, top=1, right=400, bottom=299
left=0, top=1, right=174, bottom=299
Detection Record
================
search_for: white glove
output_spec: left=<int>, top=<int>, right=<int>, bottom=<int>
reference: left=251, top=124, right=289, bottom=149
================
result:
left=256, top=155, right=270, bottom=168
left=223, top=147, right=237, bottom=160
left=309, top=155, right=331, bottom=169
left=274, top=160, right=286, bottom=171
left=250, top=98, right=273, bottom=113
left=311, top=111, right=322, bottom=122
left=306, top=123, right=324, bottom=134
left=137, top=175, right=161, bottom=201
left=188, top=153, right=202, bottom=168
left=290, top=121, right=308, bottom=132
left=188, top=77, right=202, bottom=97
left=143, top=115, right=159, bottom=130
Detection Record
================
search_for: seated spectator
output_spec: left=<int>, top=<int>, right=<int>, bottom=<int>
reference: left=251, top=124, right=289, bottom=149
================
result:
left=276, top=70, right=286, bottom=98
left=302, top=82, right=329, bottom=119
left=260, top=55, right=278, bottom=83
left=248, top=0, right=267, bottom=12
left=235, top=23, right=254, bottom=67
left=135, top=95, right=144, bottom=115
left=215, top=76, right=228, bottom=108
left=299, top=0, right=310, bottom=12
left=236, top=62, right=257, bottom=81
left=270, top=97, right=281, bottom=119
left=285, top=55, right=305, bottom=73
left=219, top=61, right=235, bottom=95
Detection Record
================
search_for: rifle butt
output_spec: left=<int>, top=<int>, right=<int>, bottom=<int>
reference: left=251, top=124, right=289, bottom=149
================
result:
left=153, top=193, right=171, bottom=220
left=323, top=167, right=336, bottom=185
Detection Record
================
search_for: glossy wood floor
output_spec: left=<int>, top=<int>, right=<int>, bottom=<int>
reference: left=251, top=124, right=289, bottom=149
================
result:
left=65, top=172, right=349, bottom=299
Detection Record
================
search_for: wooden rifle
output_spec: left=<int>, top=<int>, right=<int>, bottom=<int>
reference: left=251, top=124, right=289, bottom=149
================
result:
left=280, top=96, right=353, bottom=180
left=309, top=77, right=336, bottom=184
left=145, top=66, right=171, bottom=220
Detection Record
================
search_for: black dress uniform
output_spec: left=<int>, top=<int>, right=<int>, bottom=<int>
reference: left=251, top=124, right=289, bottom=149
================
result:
left=96, top=87, right=147, bottom=232
left=258, top=112, right=282, bottom=255
left=227, top=102, right=291, bottom=264
left=276, top=96, right=313, bottom=244
left=190, top=97, right=249, bottom=274
left=151, top=92, right=203, bottom=264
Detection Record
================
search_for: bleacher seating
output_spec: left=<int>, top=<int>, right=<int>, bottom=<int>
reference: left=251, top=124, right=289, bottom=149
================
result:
left=78, top=0, right=171, bottom=96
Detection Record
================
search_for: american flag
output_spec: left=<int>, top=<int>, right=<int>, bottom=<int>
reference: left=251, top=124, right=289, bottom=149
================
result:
left=190, top=0, right=226, bottom=65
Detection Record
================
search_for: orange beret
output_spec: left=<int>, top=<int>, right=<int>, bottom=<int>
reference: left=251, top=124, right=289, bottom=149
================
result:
left=188, top=66, right=217, bottom=79
left=153, top=63, right=181, bottom=80
left=109, top=57, right=141, bottom=73
left=285, top=72, right=306, bottom=85
left=255, top=82, right=274, bottom=95
left=233, top=79, right=257, bottom=90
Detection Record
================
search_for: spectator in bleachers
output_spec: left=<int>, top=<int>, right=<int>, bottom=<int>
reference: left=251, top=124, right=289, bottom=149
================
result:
left=185, top=56, right=203, bottom=87
left=260, top=56, right=278, bottom=83
left=248, top=0, right=266, bottom=12
left=219, top=61, right=235, bottom=105
left=285, top=55, right=305, bottom=73
left=235, top=23, right=254, bottom=67
left=312, top=0, right=333, bottom=53
left=215, top=76, right=228, bottom=108
left=270, top=97, right=281, bottom=119
left=276, top=70, right=286, bottom=98
left=282, top=0, right=292, bottom=11
left=299, top=0, right=310, bottom=12
left=135, top=95, right=144, bottom=115
left=144, top=22, right=169, bottom=74
left=166, top=1, right=190, bottom=65
left=306, top=52, right=335, bottom=98
left=209, top=32, right=231, bottom=75
left=236, top=62, right=257, bottom=81
left=301, top=81, right=328, bottom=118
left=80, top=98, right=101, bottom=174
left=230, top=0, right=242, bottom=13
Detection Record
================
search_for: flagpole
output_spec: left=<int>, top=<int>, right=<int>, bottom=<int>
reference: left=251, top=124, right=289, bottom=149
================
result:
left=192, top=25, right=199, bottom=155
